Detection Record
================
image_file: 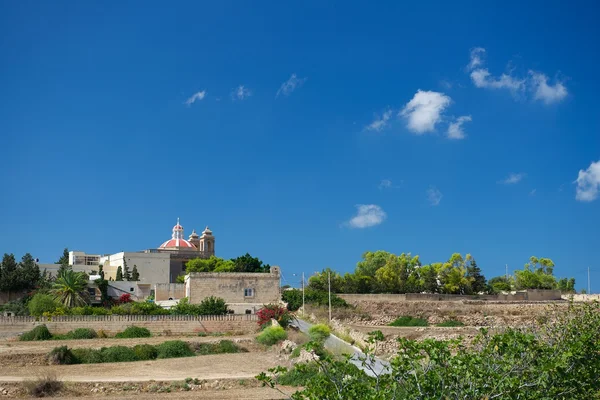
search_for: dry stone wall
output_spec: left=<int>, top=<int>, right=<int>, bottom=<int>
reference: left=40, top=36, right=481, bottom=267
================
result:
left=0, top=314, right=258, bottom=337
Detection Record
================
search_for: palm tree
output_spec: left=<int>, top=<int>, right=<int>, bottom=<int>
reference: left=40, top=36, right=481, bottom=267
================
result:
left=51, top=269, right=89, bottom=308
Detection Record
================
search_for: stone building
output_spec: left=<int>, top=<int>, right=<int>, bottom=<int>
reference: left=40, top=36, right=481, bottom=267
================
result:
left=182, top=266, right=281, bottom=314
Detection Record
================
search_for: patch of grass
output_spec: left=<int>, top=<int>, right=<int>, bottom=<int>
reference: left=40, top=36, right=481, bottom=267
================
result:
left=20, top=325, right=52, bottom=341
left=389, top=316, right=429, bottom=327
left=156, top=340, right=194, bottom=359
left=256, top=326, right=287, bottom=346
left=23, top=373, right=63, bottom=397
left=115, top=326, right=151, bottom=339
left=436, top=320, right=465, bottom=327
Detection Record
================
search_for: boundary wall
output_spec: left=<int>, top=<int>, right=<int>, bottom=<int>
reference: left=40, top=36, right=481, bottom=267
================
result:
left=0, top=314, right=258, bottom=336
left=338, top=290, right=561, bottom=303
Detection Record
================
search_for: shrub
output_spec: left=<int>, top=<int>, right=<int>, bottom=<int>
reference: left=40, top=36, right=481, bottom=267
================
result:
left=277, top=362, right=321, bottom=386
left=23, top=374, right=63, bottom=397
left=197, top=296, right=228, bottom=315
left=20, top=325, right=52, bottom=341
left=282, top=289, right=303, bottom=311
left=389, top=316, right=429, bottom=327
left=257, top=304, right=293, bottom=329
left=308, top=324, right=331, bottom=344
left=257, top=326, right=287, bottom=346
left=101, top=346, right=138, bottom=362
left=91, top=307, right=111, bottom=315
left=47, top=346, right=78, bottom=365
left=192, top=340, right=245, bottom=355
left=66, top=328, right=98, bottom=339
left=27, top=294, right=60, bottom=317
left=436, top=320, right=465, bottom=327
left=115, top=326, right=151, bottom=339
left=133, top=344, right=158, bottom=360
left=71, top=348, right=104, bottom=364
left=156, top=340, right=194, bottom=359
left=119, top=293, right=133, bottom=304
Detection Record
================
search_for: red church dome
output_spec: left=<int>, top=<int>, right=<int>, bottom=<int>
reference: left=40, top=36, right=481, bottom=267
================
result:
left=159, top=218, right=197, bottom=249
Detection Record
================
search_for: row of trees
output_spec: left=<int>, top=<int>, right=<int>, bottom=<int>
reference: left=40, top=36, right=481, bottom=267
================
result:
left=0, top=253, right=43, bottom=293
left=185, top=253, right=271, bottom=274
left=307, top=251, right=576, bottom=295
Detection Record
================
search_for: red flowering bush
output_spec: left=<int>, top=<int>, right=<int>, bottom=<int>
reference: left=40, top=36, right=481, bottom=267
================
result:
left=118, top=293, right=132, bottom=304
left=257, top=304, right=293, bottom=329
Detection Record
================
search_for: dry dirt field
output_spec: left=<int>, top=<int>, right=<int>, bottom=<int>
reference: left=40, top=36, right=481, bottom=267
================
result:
left=0, top=334, right=294, bottom=399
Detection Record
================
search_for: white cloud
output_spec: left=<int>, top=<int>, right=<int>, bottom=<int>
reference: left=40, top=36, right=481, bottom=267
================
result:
left=185, top=90, right=206, bottom=105
left=468, top=47, right=486, bottom=70
left=427, top=186, right=443, bottom=206
left=347, top=204, right=387, bottom=228
left=575, top=160, right=600, bottom=202
left=366, top=109, right=393, bottom=132
left=276, top=73, right=307, bottom=97
left=232, top=85, right=251, bottom=100
left=467, top=48, right=568, bottom=104
left=499, top=173, right=526, bottom=184
left=378, top=179, right=392, bottom=189
left=530, top=71, right=568, bottom=104
left=447, top=115, right=472, bottom=140
left=400, top=90, right=452, bottom=134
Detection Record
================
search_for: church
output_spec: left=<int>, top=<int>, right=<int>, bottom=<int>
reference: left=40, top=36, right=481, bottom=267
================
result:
left=42, top=219, right=216, bottom=284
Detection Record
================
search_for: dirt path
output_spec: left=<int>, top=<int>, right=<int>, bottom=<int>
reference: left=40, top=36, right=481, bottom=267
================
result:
left=0, top=352, right=286, bottom=382
left=0, top=334, right=256, bottom=355
left=55, top=387, right=295, bottom=400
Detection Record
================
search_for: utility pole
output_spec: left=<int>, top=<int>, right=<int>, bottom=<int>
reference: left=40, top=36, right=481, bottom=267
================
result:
left=588, top=267, right=591, bottom=294
left=302, top=272, right=305, bottom=316
left=328, top=270, right=332, bottom=322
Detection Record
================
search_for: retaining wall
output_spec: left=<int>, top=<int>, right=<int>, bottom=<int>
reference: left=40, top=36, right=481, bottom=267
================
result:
left=0, top=314, right=259, bottom=336
left=338, top=290, right=561, bottom=303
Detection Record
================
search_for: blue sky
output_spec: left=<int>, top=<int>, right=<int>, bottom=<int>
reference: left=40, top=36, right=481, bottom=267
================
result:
left=1, top=1, right=599, bottom=290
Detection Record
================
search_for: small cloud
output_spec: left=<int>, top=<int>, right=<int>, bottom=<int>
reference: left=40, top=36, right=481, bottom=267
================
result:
left=400, top=90, right=452, bottom=134
left=276, top=73, right=307, bottom=97
left=529, top=188, right=537, bottom=196
left=499, top=173, right=526, bottom=185
left=470, top=68, right=525, bottom=91
left=347, top=204, right=387, bottom=228
left=447, top=115, right=472, bottom=140
left=185, top=90, right=206, bottom=105
left=378, top=179, right=402, bottom=190
left=575, top=160, right=600, bottom=202
left=468, top=47, right=486, bottom=70
left=232, top=85, right=251, bottom=100
left=426, top=186, right=443, bottom=206
left=440, top=80, right=453, bottom=89
left=366, top=109, right=393, bottom=132
left=530, top=71, right=568, bottom=104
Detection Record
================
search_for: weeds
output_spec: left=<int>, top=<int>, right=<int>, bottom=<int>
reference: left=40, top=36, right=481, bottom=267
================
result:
left=389, top=316, right=429, bottom=327
left=23, top=373, right=63, bottom=397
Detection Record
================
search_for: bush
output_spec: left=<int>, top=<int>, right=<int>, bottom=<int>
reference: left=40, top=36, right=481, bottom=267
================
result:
left=101, top=346, right=139, bottom=362
left=308, top=324, right=331, bottom=344
left=156, top=340, right=194, bottom=359
left=282, top=289, right=303, bottom=311
left=192, top=340, right=245, bottom=355
left=27, top=294, right=60, bottom=317
left=66, top=328, right=97, bottom=339
left=118, top=293, right=133, bottom=303
left=277, top=362, right=321, bottom=386
left=257, top=326, right=287, bottom=346
left=20, top=325, right=52, bottom=341
left=91, top=307, right=111, bottom=315
left=257, top=304, right=293, bottom=329
left=115, top=326, right=151, bottom=339
left=389, top=316, right=429, bottom=327
left=71, top=348, right=104, bottom=364
left=197, top=296, right=228, bottom=315
left=24, top=374, right=63, bottom=397
left=436, top=320, right=465, bottom=327
left=133, top=344, right=158, bottom=360
left=47, top=346, right=78, bottom=365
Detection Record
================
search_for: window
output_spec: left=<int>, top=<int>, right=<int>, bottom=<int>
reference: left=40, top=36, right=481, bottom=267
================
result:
left=244, top=288, right=254, bottom=297
left=130, top=287, right=134, bottom=292
left=245, top=309, right=252, bottom=315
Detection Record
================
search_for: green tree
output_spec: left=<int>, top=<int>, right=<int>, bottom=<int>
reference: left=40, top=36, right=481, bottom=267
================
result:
left=51, top=269, right=89, bottom=308
left=131, top=265, right=140, bottom=281
left=98, top=265, right=104, bottom=279
left=231, top=253, right=269, bottom=272
left=28, top=293, right=60, bottom=316
left=197, top=296, right=228, bottom=315
left=515, top=256, right=557, bottom=290
left=557, top=277, right=576, bottom=293
left=123, top=259, right=131, bottom=281
left=282, top=289, right=303, bottom=311
left=488, top=275, right=513, bottom=293
left=420, top=264, right=439, bottom=293
left=20, top=253, right=41, bottom=290
left=465, top=255, right=486, bottom=294
left=116, top=266, right=123, bottom=281
left=0, top=253, right=20, bottom=292
left=56, top=248, right=71, bottom=276
left=308, top=268, right=343, bottom=293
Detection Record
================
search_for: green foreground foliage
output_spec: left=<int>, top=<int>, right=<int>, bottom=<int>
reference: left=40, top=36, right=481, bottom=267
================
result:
left=259, top=301, right=600, bottom=399
left=48, top=339, right=243, bottom=365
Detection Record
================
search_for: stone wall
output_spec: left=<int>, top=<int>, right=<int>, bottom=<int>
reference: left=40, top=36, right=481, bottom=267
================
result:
left=155, top=283, right=185, bottom=301
left=562, top=294, right=600, bottom=302
left=185, top=267, right=280, bottom=306
left=338, top=290, right=561, bottom=303
left=0, top=314, right=258, bottom=337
